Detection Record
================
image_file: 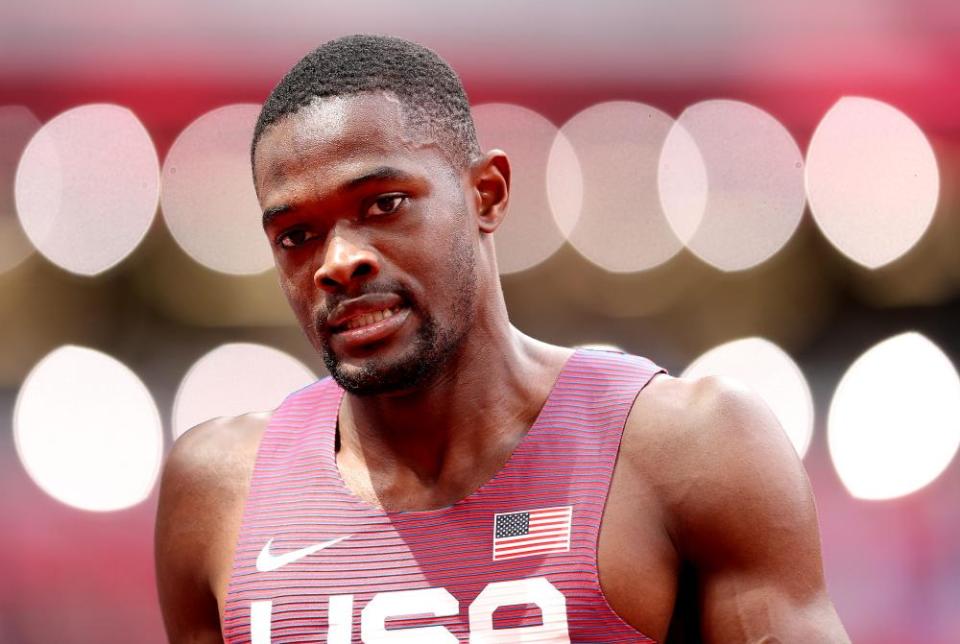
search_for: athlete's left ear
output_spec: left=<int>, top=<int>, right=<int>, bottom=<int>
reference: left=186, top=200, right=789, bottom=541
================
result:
left=470, top=150, right=510, bottom=234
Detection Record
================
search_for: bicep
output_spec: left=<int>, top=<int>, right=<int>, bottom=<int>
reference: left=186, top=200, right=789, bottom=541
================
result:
left=700, top=569, right=847, bottom=643
left=668, top=378, right=849, bottom=643
left=154, top=426, right=226, bottom=643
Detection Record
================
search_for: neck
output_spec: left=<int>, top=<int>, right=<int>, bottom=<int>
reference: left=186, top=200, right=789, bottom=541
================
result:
left=336, top=298, right=572, bottom=509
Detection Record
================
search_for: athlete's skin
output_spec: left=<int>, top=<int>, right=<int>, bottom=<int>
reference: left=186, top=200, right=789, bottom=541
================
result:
left=154, top=92, right=850, bottom=643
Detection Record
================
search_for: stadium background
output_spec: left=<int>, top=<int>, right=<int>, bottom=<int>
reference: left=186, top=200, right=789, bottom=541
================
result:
left=1, top=1, right=958, bottom=642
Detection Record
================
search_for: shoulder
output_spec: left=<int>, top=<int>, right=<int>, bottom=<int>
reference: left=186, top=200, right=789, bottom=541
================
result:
left=620, top=373, right=813, bottom=557
left=624, top=372, right=793, bottom=459
left=621, top=371, right=798, bottom=477
left=162, top=411, right=271, bottom=499
left=160, top=376, right=334, bottom=495
left=154, top=411, right=273, bottom=638
left=155, top=411, right=271, bottom=580
left=613, top=370, right=848, bottom=640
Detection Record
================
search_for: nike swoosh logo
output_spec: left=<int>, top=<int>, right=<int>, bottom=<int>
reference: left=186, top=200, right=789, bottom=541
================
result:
left=256, top=535, right=350, bottom=572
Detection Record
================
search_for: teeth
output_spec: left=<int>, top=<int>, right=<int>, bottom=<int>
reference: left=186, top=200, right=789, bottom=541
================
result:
left=344, top=306, right=401, bottom=330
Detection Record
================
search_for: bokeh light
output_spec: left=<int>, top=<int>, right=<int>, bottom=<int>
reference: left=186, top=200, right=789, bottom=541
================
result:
left=0, top=106, right=41, bottom=274
left=828, top=332, right=960, bottom=500
left=14, top=104, right=159, bottom=276
left=655, top=118, right=707, bottom=248
left=660, top=100, right=806, bottom=271
left=472, top=103, right=568, bottom=274
left=172, top=342, right=317, bottom=439
left=550, top=101, right=684, bottom=272
left=13, top=345, right=163, bottom=512
left=682, top=337, right=814, bottom=458
left=806, top=97, right=940, bottom=269
left=160, top=104, right=272, bottom=275
left=545, top=121, right=583, bottom=240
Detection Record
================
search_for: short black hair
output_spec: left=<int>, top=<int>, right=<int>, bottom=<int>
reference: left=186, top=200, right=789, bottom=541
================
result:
left=252, top=34, right=481, bottom=169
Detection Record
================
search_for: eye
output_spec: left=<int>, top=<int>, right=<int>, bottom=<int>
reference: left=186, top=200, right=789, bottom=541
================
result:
left=275, top=228, right=319, bottom=249
left=366, top=194, right=407, bottom=218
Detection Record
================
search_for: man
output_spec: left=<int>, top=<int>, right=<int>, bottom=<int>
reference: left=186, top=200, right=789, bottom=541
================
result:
left=155, top=35, right=849, bottom=643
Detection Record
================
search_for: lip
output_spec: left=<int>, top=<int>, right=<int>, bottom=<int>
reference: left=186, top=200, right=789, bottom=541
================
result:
left=331, top=306, right=411, bottom=350
left=327, top=293, right=405, bottom=331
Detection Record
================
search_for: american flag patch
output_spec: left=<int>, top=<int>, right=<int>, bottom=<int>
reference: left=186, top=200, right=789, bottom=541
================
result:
left=492, top=506, right=573, bottom=561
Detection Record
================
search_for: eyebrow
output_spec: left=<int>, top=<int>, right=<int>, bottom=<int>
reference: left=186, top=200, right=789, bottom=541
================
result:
left=262, top=165, right=416, bottom=228
left=262, top=204, right=292, bottom=228
left=345, top=166, right=415, bottom=190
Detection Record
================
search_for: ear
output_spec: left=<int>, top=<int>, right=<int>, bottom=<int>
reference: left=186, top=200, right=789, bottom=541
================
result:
left=469, top=150, right=511, bottom=234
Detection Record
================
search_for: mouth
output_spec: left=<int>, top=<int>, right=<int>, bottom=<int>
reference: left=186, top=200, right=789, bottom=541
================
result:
left=336, top=304, right=404, bottom=332
left=330, top=304, right=410, bottom=350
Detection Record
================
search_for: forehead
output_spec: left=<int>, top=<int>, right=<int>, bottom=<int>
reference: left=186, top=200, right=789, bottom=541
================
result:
left=253, top=92, right=449, bottom=199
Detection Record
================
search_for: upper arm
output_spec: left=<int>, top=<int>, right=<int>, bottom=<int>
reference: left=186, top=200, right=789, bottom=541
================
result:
left=154, top=420, right=234, bottom=644
left=663, top=377, right=849, bottom=643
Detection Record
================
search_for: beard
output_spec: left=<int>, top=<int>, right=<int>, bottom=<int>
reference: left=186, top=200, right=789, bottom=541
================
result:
left=317, top=232, right=477, bottom=397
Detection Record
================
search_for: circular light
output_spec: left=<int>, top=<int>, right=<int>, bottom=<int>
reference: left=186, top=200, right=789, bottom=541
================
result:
left=545, top=124, right=583, bottom=239
left=0, top=106, right=41, bottom=274
left=472, top=104, right=568, bottom=274
left=660, top=100, right=805, bottom=271
left=173, top=342, right=317, bottom=439
left=683, top=337, right=814, bottom=458
left=161, top=104, right=272, bottom=275
left=656, top=119, right=707, bottom=246
left=14, top=104, right=159, bottom=276
left=13, top=346, right=163, bottom=511
left=550, top=101, right=686, bottom=272
left=828, top=332, right=960, bottom=500
left=806, top=97, right=939, bottom=269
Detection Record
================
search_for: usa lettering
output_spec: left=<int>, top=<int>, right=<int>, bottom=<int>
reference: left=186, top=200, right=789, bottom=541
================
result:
left=250, top=576, right=570, bottom=643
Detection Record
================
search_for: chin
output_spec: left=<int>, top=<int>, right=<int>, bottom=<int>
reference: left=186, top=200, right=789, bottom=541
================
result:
left=322, top=317, right=463, bottom=397
left=327, top=351, right=435, bottom=397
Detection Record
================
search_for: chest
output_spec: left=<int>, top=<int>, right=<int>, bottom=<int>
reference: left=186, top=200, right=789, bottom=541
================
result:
left=212, top=457, right=679, bottom=643
left=213, top=353, right=676, bottom=641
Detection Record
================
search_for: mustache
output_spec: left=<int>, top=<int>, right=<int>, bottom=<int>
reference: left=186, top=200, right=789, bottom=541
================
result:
left=314, top=280, right=414, bottom=333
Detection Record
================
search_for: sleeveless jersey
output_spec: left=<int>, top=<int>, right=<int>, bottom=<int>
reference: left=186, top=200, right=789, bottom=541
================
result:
left=222, top=348, right=665, bottom=643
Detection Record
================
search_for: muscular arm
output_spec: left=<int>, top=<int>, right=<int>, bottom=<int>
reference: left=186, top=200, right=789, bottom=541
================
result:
left=661, top=377, right=849, bottom=643
left=155, top=414, right=265, bottom=643
left=155, top=420, right=229, bottom=643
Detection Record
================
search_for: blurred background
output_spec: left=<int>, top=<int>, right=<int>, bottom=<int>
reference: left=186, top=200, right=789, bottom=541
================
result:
left=1, top=1, right=959, bottom=642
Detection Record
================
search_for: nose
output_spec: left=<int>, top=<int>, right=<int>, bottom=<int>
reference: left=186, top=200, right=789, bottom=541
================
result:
left=313, top=227, right=380, bottom=292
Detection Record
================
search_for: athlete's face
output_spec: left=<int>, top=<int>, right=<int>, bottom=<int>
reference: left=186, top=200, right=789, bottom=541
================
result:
left=253, top=93, right=480, bottom=395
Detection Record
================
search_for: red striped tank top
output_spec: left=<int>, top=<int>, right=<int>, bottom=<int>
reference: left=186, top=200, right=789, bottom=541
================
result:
left=223, top=348, right=664, bottom=643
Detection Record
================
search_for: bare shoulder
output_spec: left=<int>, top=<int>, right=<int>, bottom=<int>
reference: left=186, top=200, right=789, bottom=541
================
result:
left=622, top=373, right=812, bottom=553
left=624, top=372, right=789, bottom=455
left=156, top=409, right=271, bottom=567
left=154, top=411, right=271, bottom=642
left=620, top=374, right=849, bottom=641
left=157, top=411, right=272, bottom=549
left=163, top=411, right=271, bottom=495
